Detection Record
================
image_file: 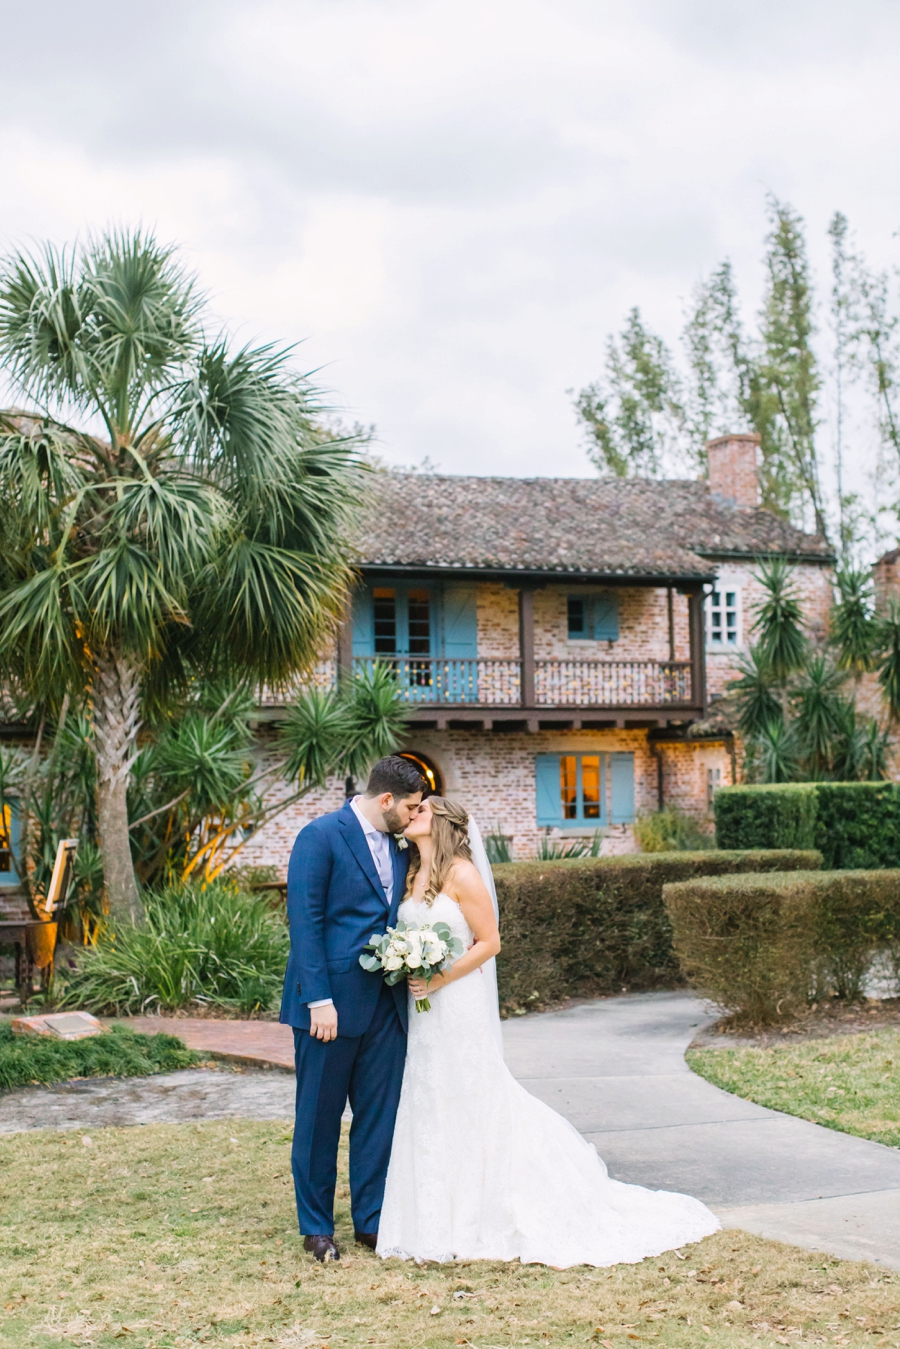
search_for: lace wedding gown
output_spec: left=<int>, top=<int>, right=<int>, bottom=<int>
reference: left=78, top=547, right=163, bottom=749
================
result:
left=377, top=893, right=720, bottom=1268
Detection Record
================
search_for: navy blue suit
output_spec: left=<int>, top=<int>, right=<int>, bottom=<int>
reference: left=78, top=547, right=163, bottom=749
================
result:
left=280, top=801, right=409, bottom=1236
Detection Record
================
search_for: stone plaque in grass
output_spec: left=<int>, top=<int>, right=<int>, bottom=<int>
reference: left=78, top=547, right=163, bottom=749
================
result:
left=12, top=1012, right=103, bottom=1040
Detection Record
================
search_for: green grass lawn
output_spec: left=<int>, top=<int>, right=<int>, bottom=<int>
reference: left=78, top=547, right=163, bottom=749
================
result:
left=0, top=1020, right=199, bottom=1090
left=688, top=1028, right=900, bottom=1149
left=2, top=1118, right=900, bottom=1349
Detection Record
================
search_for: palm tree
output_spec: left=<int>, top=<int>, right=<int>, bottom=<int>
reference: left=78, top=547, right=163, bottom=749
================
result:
left=0, top=229, right=363, bottom=923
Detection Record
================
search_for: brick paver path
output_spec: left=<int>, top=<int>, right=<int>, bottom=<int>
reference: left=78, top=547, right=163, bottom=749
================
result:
left=112, top=1016, right=294, bottom=1071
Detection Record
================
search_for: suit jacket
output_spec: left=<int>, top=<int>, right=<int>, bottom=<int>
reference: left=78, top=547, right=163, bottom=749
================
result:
left=279, top=800, right=410, bottom=1037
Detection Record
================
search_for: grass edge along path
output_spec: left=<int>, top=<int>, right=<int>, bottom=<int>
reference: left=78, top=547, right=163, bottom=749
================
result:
left=0, top=1019, right=199, bottom=1091
left=687, top=1027, right=900, bottom=1150
left=2, top=1118, right=900, bottom=1349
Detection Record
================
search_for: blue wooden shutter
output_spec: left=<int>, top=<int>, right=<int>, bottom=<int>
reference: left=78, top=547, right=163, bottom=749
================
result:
left=535, top=755, right=562, bottom=826
left=351, top=586, right=374, bottom=656
left=0, top=798, right=20, bottom=887
left=442, top=587, right=478, bottom=657
left=609, top=752, right=635, bottom=823
left=592, top=594, right=619, bottom=641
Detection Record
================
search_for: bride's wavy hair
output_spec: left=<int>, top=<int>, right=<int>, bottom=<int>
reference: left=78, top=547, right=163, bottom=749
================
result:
left=404, top=796, right=472, bottom=905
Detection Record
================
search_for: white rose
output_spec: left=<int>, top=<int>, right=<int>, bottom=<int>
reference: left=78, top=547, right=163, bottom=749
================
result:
left=382, top=952, right=405, bottom=971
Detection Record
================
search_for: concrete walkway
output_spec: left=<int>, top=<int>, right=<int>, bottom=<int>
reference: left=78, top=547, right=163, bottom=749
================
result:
left=501, top=991, right=900, bottom=1271
left=8, top=994, right=900, bottom=1269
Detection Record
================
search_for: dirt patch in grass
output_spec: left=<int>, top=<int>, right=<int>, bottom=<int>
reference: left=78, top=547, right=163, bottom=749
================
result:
left=3, top=1119, right=900, bottom=1349
left=688, top=1027, right=900, bottom=1150
left=691, top=997, right=900, bottom=1050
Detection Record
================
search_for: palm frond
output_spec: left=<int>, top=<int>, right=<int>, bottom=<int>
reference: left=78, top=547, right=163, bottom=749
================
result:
left=200, top=538, right=347, bottom=684
left=338, top=661, right=412, bottom=779
left=792, top=654, right=847, bottom=775
left=877, top=601, right=900, bottom=722
left=831, top=567, right=878, bottom=673
left=279, top=687, right=345, bottom=788
left=725, top=648, right=782, bottom=737
left=751, top=556, right=806, bottom=679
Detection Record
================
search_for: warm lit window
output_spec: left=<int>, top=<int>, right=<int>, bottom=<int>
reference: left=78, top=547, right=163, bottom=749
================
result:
left=706, top=586, right=740, bottom=648
left=536, top=753, right=635, bottom=826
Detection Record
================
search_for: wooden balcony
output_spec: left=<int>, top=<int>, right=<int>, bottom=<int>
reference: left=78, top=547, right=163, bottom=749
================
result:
left=344, top=656, right=698, bottom=728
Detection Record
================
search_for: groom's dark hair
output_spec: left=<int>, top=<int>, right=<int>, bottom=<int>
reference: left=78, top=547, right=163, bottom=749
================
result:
left=365, top=755, right=426, bottom=799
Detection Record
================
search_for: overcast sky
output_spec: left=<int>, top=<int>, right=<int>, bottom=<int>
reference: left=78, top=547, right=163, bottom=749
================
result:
left=1, top=0, right=898, bottom=478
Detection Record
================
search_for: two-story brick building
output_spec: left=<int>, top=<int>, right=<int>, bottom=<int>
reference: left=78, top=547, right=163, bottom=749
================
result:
left=242, top=434, right=834, bottom=868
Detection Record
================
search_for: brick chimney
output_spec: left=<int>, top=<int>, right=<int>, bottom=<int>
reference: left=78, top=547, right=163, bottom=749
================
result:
left=706, top=433, right=761, bottom=508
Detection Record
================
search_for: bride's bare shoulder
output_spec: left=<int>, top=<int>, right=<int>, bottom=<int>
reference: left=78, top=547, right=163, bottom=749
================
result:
left=445, top=857, right=487, bottom=898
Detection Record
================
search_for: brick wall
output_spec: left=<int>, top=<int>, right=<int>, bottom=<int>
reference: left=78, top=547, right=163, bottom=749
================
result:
left=707, top=434, right=760, bottom=507
left=476, top=583, right=520, bottom=658
left=705, top=558, right=833, bottom=698
left=532, top=585, right=691, bottom=662
left=237, top=725, right=734, bottom=875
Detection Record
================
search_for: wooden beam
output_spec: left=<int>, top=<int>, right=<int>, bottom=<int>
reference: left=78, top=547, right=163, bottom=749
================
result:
left=687, top=590, right=707, bottom=712
left=337, top=607, right=353, bottom=678
left=667, top=586, right=675, bottom=662
left=518, top=587, right=536, bottom=707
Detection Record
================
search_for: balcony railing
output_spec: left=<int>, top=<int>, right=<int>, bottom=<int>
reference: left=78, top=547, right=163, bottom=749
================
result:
left=535, top=659, right=693, bottom=707
left=353, top=657, right=522, bottom=705
left=349, top=656, right=693, bottom=707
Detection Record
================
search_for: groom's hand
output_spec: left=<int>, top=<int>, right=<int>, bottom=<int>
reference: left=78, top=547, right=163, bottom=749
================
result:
left=310, top=1004, right=338, bottom=1041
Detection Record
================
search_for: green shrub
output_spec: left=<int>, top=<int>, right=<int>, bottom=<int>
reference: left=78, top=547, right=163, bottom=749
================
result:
left=813, top=782, right=900, bottom=869
left=634, top=808, right=713, bottom=853
left=493, top=849, right=821, bottom=1012
left=665, top=869, right=900, bottom=1024
left=714, top=784, right=818, bottom=850
left=60, top=878, right=289, bottom=1015
left=715, top=781, right=900, bottom=869
left=0, top=1020, right=198, bottom=1091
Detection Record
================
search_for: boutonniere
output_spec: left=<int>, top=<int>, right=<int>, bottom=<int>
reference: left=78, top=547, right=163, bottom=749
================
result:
left=394, top=834, right=409, bottom=851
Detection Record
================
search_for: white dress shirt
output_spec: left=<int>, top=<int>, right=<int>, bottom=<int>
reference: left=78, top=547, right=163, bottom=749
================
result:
left=308, top=797, right=395, bottom=1010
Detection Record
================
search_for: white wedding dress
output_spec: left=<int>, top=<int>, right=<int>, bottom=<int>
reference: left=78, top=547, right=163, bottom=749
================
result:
left=377, top=893, right=720, bottom=1268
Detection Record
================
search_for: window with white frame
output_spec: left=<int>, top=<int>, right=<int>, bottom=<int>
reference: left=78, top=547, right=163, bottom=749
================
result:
left=706, top=584, right=741, bottom=649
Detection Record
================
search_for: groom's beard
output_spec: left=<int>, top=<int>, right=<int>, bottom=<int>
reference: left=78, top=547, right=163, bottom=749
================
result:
left=382, top=806, right=405, bottom=835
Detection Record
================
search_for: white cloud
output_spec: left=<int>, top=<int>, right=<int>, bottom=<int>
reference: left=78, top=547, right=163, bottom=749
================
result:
left=0, top=0, right=899, bottom=479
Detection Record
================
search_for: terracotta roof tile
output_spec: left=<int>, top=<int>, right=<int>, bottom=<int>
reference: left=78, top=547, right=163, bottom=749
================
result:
left=354, top=474, right=832, bottom=579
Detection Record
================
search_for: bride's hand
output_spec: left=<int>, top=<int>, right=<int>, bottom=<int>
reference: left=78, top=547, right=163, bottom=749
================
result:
left=408, top=973, right=446, bottom=997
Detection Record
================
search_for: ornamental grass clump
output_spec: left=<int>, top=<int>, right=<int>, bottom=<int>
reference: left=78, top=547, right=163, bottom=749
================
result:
left=60, top=877, right=289, bottom=1015
left=0, top=1020, right=197, bottom=1091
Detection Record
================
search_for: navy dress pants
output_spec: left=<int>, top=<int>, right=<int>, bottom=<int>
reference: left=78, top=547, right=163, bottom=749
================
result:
left=291, top=984, right=406, bottom=1236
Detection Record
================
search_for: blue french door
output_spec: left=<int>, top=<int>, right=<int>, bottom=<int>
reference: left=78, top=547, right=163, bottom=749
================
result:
left=352, top=584, right=479, bottom=702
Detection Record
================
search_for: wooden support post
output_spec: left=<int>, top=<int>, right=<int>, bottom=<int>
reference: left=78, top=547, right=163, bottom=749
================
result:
left=337, top=604, right=353, bottom=680
left=687, top=590, right=707, bottom=712
left=667, top=586, right=675, bottom=662
left=518, top=587, right=535, bottom=708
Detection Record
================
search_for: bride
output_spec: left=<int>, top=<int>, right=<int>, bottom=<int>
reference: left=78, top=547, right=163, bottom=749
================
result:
left=376, top=796, right=719, bottom=1268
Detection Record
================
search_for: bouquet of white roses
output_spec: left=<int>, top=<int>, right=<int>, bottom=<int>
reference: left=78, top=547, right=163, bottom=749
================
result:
left=359, top=919, right=465, bottom=1012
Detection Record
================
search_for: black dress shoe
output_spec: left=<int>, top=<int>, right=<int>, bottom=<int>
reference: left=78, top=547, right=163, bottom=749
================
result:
left=354, top=1230, right=378, bottom=1249
left=303, top=1234, right=340, bottom=1262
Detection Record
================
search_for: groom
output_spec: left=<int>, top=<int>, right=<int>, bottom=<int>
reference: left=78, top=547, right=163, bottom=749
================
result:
left=280, top=755, right=426, bottom=1262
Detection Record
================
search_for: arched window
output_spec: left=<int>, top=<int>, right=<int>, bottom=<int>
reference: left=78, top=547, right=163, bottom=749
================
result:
left=397, top=751, right=443, bottom=797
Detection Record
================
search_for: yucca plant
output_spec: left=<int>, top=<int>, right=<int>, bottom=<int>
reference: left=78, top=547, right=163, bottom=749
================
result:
left=59, top=876, right=290, bottom=1015
left=0, top=228, right=365, bottom=923
left=751, top=557, right=807, bottom=681
left=877, top=601, right=900, bottom=724
left=831, top=567, right=878, bottom=673
left=792, top=654, right=848, bottom=778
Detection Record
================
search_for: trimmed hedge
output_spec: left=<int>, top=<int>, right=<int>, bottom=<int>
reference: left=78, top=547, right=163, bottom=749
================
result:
left=493, top=849, right=822, bottom=1012
left=814, top=783, right=900, bottom=870
left=714, top=784, right=818, bottom=851
left=715, top=781, right=900, bottom=869
left=665, top=869, right=900, bottom=1024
